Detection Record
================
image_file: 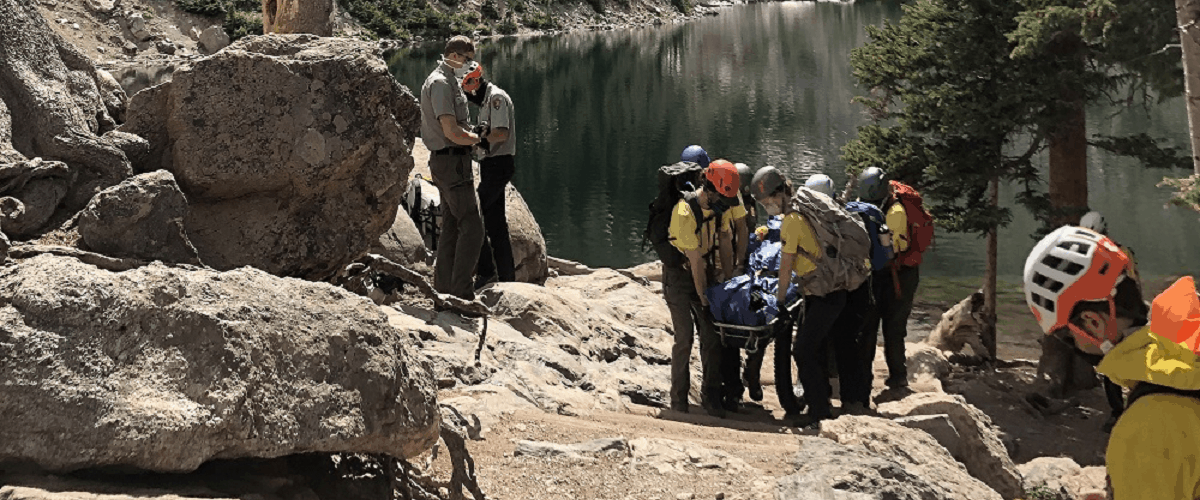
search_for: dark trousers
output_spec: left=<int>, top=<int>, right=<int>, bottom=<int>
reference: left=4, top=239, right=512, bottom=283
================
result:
left=793, top=290, right=848, bottom=418
left=663, top=265, right=725, bottom=408
left=429, top=152, right=484, bottom=300
left=476, top=155, right=516, bottom=282
left=824, top=279, right=873, bottom=406
left=860, top=265, right=920, bottom=388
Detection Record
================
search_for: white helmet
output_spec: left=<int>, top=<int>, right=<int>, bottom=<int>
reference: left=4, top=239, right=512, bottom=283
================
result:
left=804, top=174, right=835, bottom=199
left=1079, top=211, right=1106, bottom=234
left=1024, top=225, right=1130, bottom=351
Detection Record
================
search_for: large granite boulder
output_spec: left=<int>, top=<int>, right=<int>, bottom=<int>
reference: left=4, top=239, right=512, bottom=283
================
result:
left=78, top=170, right=202, bottom=265
left=819, top=416, right=1002, bottom=500
left=877, top=392, right=1023, bottom=500
left=119, top=35, right=420, bottom=280
left=779, top=436, right=975, bottom=500
left=369, top=208, right=428, bottom=269
left=0, top=254, right=439, bottom=472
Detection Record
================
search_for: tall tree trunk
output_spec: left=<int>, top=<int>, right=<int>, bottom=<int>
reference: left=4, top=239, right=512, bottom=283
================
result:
left=982, top=176, right=999, bottom=359
left=263, top=0, right=333, bottom=36
left=1178, top=0, right=1200, bottom=174
left=1048, top=100, right=1088, bottom=226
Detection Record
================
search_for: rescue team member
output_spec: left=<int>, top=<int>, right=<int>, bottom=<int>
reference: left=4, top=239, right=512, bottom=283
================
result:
left=1024, top=226, right=1200, bottom=500
left=680, top=148, right=750, bottom=281
left=420, top=36, right=483, bottom=300
left=666, top=157, right=743, bottom=416
left=460, top=62, right=518, bottom=289
left=737, top=163, right=764, bottom=402
left=804, top=173, right=874, bottom=415
left=1051, top=210, right=1140, bottom=433
left=750, top=166, right=867, bottom=427
left=857, top=167, right=916, bottom=392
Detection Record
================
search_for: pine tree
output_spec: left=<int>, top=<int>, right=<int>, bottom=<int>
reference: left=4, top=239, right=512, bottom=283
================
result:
left=843, top=0, right=1185, bottom=358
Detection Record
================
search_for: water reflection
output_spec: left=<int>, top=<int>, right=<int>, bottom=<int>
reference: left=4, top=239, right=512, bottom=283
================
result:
left=389, top=1, right=1199, bottom=278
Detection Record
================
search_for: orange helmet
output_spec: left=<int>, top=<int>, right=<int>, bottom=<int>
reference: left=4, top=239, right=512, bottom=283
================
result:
left=705, top=159, right=740, bottom=199
left=461, top=62, right=484, bottom=93
left=1024, top=226, right=1130, bottom=352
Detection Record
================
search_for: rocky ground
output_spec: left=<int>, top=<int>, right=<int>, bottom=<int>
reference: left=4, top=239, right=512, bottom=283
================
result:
left=0, top=3, right=1124, bottom=499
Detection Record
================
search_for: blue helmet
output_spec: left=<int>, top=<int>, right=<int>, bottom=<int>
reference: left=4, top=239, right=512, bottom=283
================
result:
left=681, top=145, right=710, bottom=169
left=857, top=167, right=889, bottom=202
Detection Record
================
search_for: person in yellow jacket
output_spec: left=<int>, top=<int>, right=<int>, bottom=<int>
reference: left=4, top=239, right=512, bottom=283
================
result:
left=751, top=166, right=872, bottom=427
left=1025, top=225, right=1200, bottom=500
left=664, top=159, right=744, bottom=417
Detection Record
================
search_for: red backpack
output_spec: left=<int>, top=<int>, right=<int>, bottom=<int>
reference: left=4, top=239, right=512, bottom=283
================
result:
left=890, top=180, right=935, bottom=267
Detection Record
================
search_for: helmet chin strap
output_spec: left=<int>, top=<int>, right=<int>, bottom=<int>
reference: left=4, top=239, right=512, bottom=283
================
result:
left=1066, top=296, right=1119, bottom=354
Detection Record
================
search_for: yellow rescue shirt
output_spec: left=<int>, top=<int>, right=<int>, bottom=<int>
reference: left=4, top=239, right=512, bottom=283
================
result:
left=668, top=198, right=730, bottom=255
left=1098, top=277, right=1200, bottom=500
left=725, top=194, right=748, bottom=223
left=887, top=201, right=908, bottom=253
left=779, top=212, right=820, bottom=278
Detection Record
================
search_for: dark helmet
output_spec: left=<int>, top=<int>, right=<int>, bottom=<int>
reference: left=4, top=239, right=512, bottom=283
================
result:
left=750, top=166, right=786, bottom=201
left=857, top=167, right=889, bottom=202
left=681, top=145, right=710, bottom=169
left=735, top=163, right=753, bottom=197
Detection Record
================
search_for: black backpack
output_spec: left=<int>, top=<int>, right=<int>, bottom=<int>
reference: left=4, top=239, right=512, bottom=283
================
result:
left=644, top=161, right=715, bottom=270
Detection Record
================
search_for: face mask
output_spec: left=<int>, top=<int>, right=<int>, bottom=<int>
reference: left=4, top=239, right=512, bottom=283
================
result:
left=453, top=63, right=472, bottom=79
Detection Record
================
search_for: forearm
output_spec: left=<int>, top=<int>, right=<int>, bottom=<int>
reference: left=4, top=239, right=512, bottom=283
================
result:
left=719, top=232, right=734, bottom=281
left=777, top=252, right=796, bottom=304
left=735, top=221, right=749, bottom=270
left=686, top=250, right=708, bottom=304
left=487, top=127, right=509, bottom=144
left=440, top=118, right=478, bottom=146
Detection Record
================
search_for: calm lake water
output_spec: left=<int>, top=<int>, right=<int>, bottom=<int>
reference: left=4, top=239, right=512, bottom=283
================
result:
left=388, top=1, right=1200, bottom=279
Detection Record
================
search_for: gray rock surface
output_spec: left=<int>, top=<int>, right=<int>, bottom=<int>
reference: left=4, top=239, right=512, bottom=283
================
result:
left=0, top=0, right=134, bottom=235
left=514, top=437, right=628, bottom=459
left=198, top=25, right=229, bottom=54
left=1018, top=456, right=1083, bottom=500
left=119, top=35, right=419, bottom=280
left=78, top=170, right=202, bottom=265
left=386, top=268, right=675, bottom=421
left=819, top=416, right=1002, bottom=500
left=0, top=254, right=439, bottom=472
left=779, top=436, right=959, bottom=500
left=877, top=392, right=1023, bottom=500
left=369, top=208, right=428, bottom=269
left=895, top=414, right=962, bottom=458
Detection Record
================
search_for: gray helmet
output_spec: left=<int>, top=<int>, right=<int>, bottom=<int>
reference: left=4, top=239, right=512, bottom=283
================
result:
left=1080, top=211, right=1107, bottom=234
left=857, top=167, right=889, bottom=202
left=735, top=163, right=753, bottom=197
left=750, top=166, right=786, bottom=201
left=804, top=174, right=836, bottom=199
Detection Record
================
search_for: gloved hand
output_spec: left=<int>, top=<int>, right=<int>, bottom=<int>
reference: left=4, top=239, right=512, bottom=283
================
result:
left=477, top=137, right=491, bottom=152
left=472, top=121, right=491, bottom=137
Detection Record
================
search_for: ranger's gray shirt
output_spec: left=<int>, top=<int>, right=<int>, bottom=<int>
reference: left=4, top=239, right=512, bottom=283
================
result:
left=479, top=84, right=516, bottom=158
left=420, top=61, right=470, bottom=152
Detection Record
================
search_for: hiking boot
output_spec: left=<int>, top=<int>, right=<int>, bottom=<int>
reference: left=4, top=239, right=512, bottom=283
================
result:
left=787, top=411, right=831, bottom=429
left=722, top=397, right=741, bottom=414
left=474, top=274, right=499, bottom=291
left=705, top=405, right=726, bottom=419
left=670, top=401, right=690, bottom=414
left=885, top=377, right=909, bottom=390
left=746, top=380, right=764, bottom=402
left=842, top=401, right=869, bottom=416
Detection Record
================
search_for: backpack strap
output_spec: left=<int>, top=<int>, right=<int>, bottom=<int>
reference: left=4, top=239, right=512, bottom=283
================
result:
left=1124, top=382, right=1200, bottom=415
